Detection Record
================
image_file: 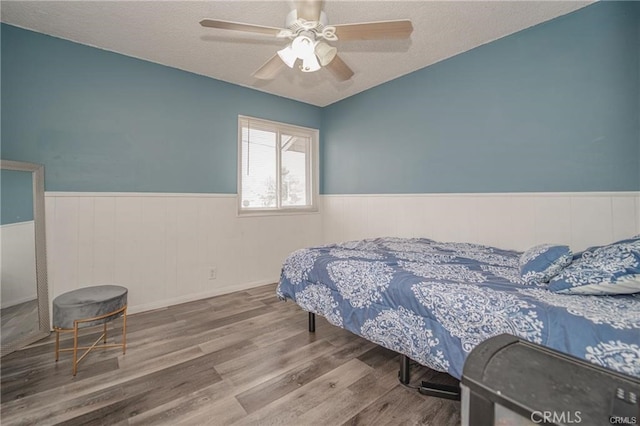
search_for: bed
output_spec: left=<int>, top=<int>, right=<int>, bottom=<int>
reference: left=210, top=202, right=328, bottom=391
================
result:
left=276, top=237, right=640, bottom=380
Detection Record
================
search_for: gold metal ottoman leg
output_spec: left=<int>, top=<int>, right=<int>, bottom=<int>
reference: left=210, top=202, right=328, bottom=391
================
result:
left=72, top=321, right=79, bottom=376
left=55, top=330, right=60, bottom=362
left=122, top=307, right=127, bottom=355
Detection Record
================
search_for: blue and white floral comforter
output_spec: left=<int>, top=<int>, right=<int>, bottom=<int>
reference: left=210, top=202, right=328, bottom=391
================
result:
left=276, top=237, right=640, bottom=379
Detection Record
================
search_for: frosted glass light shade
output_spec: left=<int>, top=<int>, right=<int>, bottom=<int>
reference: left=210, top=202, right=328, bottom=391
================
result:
left=315, top=42, right=337, bottom=66
left=291, top=35, right=314, bottom=58
left=300, top=54, right=321, bottom=72
left=277, top=45, right=297, bottom=68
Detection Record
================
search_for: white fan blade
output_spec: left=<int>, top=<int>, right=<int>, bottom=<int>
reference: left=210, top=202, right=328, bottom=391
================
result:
left=200, top=19, right=283, bottom=37
left=333, top=20, right=413, bottom=41
left=252, top=54, right=286, bottom=80
left=325, top=54, right=354, bottom=81
left=295, top=0, right=322, bottom=22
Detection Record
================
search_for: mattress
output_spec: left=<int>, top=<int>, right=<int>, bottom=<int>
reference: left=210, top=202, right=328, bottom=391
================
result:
left=276, top=237, right=640, bottom=379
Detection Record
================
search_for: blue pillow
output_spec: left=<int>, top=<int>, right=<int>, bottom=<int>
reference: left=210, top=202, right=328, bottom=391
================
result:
left=519, top=244, right=573, bottom=285
left=548, top=237, right=640, bottom=295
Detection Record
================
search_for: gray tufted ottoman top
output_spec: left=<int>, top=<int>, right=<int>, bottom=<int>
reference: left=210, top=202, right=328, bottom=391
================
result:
left=53, top=285, right=128, bottom=329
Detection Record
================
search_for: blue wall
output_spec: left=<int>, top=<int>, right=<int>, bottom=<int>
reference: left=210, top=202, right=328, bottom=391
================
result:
left=1, top=24, right=321, bottom=193
left=2, top=1, right=639, bottom=195
left=321, top=1, right=640, bottom=194
left=1, top=170, right=34, bottom=225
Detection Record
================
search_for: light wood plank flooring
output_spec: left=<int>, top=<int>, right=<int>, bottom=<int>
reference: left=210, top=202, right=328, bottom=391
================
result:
left=1, top=299, right=39, bottom=346
left=1, top=283, right=461, bottom=425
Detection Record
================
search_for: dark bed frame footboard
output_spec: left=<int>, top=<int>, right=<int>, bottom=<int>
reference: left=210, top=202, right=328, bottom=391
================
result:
left=307, top=312, right=460, bottom=400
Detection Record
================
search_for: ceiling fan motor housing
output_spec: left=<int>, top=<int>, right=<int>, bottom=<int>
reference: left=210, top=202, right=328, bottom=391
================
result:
left=285, top=9, right=328, bottom=29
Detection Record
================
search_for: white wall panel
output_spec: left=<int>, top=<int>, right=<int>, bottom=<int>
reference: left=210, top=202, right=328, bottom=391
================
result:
left=92, top=197, right=116, bottom=286
left=50, top=197, right=80, bottom=299
left=322, top=192, right=639, bottom=252
left=44, top=193, right=322, bottom=314
left=569, top=196, right=613, bottom=250
left=395, top=197, right=424, bottom=239
left=505, top=196, right=537, bottom=250
left=532, top=196, right=572, bottom=246
left=636, top=194, right=640, bottom=236
left=77, top=197, right=95, bottom=286
left=475, top=196, right=505, bottom=248
left=611, top=196, right=638, bottom=241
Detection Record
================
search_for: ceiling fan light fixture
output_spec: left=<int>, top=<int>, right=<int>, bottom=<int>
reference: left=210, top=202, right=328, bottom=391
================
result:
left=277, top=45, right=297, bottom=68
left=314, top=41, right=337, bottom=66
left=201, top=3, right=413, bottom=81
left=300, top=54, right=321, bottom=73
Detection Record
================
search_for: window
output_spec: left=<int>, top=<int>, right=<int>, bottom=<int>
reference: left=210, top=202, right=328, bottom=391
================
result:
left=238, top=116, right=318, bottom=214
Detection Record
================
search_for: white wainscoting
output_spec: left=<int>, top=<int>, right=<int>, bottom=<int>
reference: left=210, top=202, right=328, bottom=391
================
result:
left=321, top=192, right=640, bottom=252
left=44, top=193, right=322, bottom=314
left=43, top=191, right=639, bottom=316
left=0, top=221, right=38, bottom=308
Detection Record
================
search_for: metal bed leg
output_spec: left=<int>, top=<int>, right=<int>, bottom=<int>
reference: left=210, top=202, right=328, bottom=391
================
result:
left=419, top=381, right=461, bottom=401
left=308, top=312, right=315, bottom=333
left=398, top=353, right=461, bottom=400
left=399, top=354, right=410, bottom=384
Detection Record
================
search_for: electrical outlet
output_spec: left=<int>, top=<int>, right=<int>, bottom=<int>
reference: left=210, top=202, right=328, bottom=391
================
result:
left=208, top=267, right=217, bottom=280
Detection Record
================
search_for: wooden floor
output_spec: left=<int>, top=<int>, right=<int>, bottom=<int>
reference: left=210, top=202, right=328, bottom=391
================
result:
left=1, top=299, right=39, bottom=346
left=1, top=283, right=461, bottom=425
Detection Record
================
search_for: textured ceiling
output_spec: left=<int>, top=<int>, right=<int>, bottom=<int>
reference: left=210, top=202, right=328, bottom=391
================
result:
left=1, top=1, right=592, bottom=106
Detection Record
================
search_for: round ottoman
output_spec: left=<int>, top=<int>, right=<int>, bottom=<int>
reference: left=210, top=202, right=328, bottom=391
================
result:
left=53, top=285, right=128, bottom=375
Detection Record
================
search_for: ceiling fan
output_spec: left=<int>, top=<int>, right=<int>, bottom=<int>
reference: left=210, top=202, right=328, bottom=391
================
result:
left=200, top=0, right=413, bottom=81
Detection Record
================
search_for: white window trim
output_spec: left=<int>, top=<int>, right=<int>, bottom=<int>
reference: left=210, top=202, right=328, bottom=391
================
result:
left=237, top=115, right=319, bottom=217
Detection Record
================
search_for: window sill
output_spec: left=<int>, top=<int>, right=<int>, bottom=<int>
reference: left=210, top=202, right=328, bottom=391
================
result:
left=237, top=208, right=319, bottom=218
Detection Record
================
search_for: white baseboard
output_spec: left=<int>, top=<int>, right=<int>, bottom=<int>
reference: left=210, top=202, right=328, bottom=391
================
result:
left=126, top=278, right=279, bottom=315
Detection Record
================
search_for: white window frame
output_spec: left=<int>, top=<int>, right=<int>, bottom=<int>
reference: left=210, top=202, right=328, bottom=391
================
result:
left=237, top=115, right=319, bottom=216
